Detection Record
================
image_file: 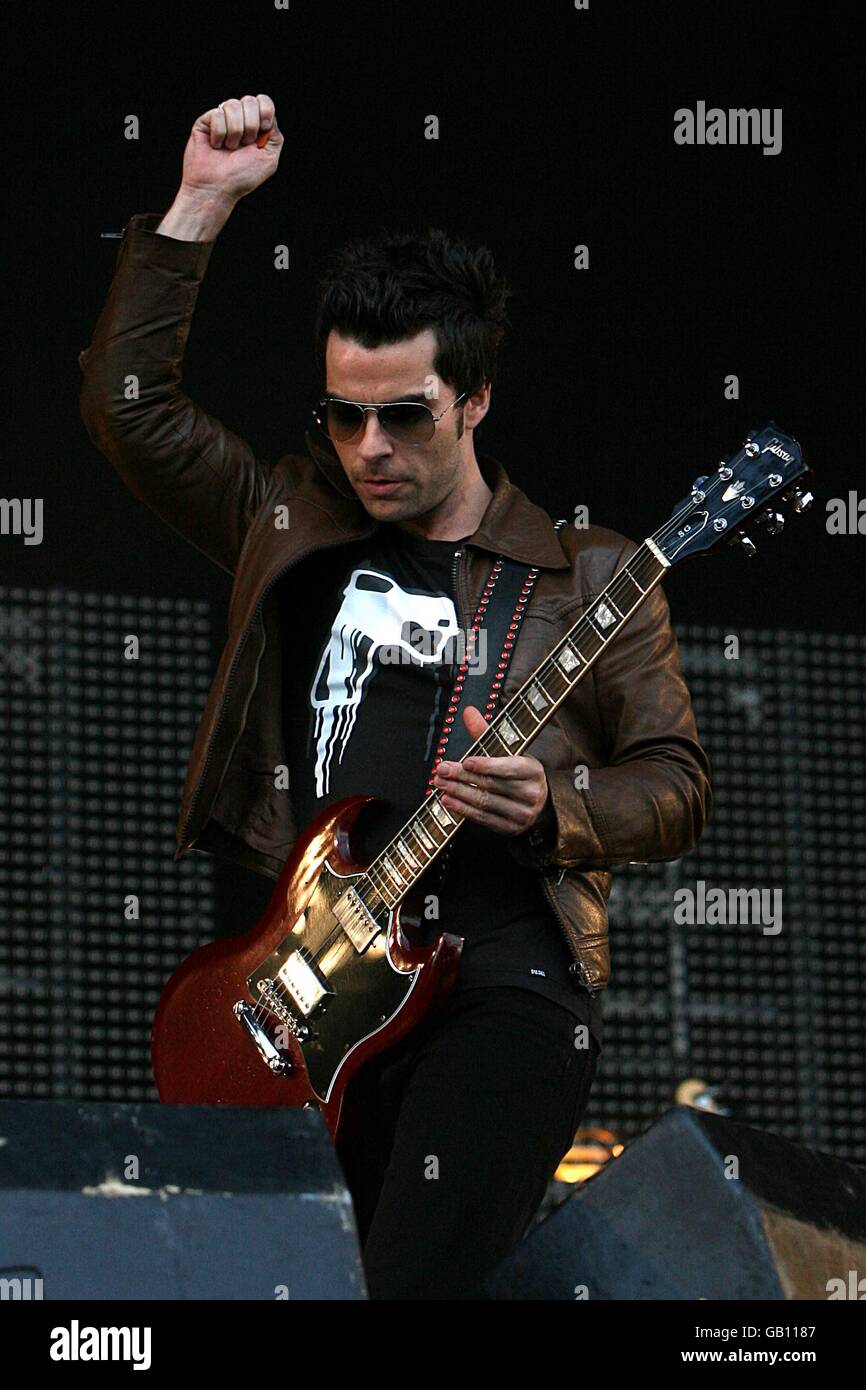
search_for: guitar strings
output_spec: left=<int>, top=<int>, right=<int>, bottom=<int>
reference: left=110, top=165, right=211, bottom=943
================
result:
left=356, top=473, right=729, bottom=915
left=280, top=468, right=742, bottom=1001
left=254, top=457, right=782, bottom=1029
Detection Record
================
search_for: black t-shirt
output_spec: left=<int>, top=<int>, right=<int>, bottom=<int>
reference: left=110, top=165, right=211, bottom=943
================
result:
left=279, top=521, right=602, bottom=1049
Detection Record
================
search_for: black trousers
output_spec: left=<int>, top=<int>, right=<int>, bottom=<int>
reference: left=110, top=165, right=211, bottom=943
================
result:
left=336, top=984, right=600, bottom=1300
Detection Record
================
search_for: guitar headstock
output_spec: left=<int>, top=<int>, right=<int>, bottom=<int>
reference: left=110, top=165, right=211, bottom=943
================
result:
left=654, top=423, right=812, bottom=564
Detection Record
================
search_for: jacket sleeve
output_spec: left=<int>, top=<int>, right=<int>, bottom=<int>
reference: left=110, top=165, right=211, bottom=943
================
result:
left=78, top=211, right=272, bottom=576
left=508, top=540, right=713, bottom=871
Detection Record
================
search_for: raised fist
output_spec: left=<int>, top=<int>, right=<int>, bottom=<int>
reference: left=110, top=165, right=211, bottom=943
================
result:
left=179, top=94, right=283, bottom=204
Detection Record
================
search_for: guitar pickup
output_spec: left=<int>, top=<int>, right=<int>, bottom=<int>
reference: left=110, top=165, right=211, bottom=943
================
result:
left=332, top=886, right=382, bottom=952
left=275, top=948, right=333, bottom=1018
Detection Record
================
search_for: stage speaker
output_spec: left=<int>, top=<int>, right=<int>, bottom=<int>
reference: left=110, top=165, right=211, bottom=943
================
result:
left=478, top=1105, right=866, bottom=1300
left=0, top=1101, right=366, bottom=1299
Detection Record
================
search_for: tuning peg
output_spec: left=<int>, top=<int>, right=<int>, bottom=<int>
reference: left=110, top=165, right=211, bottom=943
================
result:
left=729, top=534, right=757, bottom=557
left=784, top=486, right=813, bottom=514
left=757, top=508, right=785, bottom=535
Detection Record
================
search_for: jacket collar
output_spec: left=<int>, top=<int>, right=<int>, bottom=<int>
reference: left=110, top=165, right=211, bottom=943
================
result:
left=303, top=430, right=569, bottom=569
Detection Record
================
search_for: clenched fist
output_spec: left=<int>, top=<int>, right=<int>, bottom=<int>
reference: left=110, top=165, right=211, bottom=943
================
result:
left=181, top=94, right=283, bottom=203
left=158, top=94, right=284, bottom=241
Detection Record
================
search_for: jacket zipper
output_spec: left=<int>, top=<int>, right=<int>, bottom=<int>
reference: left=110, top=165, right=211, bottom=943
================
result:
left=177, top=525, right=378, bottom=854
left=450, top=545, right=465, bottom=627
left=540, top=871, right=598, bottom=992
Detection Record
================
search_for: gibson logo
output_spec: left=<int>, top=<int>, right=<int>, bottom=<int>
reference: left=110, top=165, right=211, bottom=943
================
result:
left=762, top=441, right=794, bottom=462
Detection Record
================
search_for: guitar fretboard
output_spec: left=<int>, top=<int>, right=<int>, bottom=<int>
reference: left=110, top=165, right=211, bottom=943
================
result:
left=351, top=537, right=669, bottom=920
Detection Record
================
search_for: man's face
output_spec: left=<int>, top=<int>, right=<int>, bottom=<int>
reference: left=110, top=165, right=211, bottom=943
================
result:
left=323, top=327, right=490, bottom=523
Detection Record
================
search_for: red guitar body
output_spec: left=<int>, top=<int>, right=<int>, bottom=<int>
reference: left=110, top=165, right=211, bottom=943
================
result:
left=151, top=795, right=463, bottom=1144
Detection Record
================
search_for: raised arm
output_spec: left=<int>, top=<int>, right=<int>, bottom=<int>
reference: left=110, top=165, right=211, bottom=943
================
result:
left=78, top=95, right=285, bottom=575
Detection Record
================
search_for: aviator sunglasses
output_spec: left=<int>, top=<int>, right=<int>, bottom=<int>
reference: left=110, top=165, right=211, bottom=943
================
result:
left=313, top=391, right=468, bottom=446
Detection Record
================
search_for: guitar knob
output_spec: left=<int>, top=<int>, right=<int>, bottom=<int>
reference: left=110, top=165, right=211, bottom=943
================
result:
left=758, top=509, right=785, bottom=535
left=729, top=534, right=757, bottom=557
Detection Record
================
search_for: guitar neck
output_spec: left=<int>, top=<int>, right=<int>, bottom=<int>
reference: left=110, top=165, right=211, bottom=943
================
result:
left=355, top=537, right=670, bottom=916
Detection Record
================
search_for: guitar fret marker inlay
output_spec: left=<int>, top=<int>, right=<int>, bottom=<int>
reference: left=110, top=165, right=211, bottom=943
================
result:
left=414, top=824, right=435, bottom=850
left=397, top=838, right=420, bottom=869
left=595, top=602, right=616, bottom=628
left=382, top=856, right=403, bottom=886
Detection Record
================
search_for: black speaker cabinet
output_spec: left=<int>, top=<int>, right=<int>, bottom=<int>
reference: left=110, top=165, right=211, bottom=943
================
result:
left=480, top=1105, right=866, bottom=1300
left=0, top=1101, right=366, bottom=1299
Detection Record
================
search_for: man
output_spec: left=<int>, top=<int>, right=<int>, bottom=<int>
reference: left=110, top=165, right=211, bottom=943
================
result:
left=79, top=94, right=712, bottom=1299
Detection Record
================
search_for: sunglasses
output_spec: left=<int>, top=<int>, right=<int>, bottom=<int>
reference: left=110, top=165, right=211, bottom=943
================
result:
left=313, top=391, right=468, bottom=446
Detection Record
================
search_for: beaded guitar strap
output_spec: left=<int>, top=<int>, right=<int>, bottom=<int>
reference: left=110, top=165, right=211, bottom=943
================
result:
left=424, top=519, right=568, bottom=887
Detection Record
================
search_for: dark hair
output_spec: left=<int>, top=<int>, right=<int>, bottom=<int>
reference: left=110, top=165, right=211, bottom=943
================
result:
left=313, top=226, right=512, bottom=404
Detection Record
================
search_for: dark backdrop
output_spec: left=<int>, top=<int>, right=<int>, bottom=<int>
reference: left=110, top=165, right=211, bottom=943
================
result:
left=2, top=2, right=863, bottom=1155
left=8, top=0, right=861, bottom=629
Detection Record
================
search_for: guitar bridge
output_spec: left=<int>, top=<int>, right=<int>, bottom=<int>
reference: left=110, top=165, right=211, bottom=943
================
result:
left=256, top=977, right=314, bottom=1035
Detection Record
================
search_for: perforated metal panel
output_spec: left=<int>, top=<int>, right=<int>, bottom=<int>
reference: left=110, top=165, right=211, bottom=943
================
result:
left=2, top=602, right=864, bottom=1161
left=594, top=627, right=866, bottom=1163
left=0, top=588, right=215, bottom=1101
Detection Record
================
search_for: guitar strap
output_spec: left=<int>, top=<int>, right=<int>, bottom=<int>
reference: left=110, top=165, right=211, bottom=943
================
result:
left=424, top=519, right=567, bottom=886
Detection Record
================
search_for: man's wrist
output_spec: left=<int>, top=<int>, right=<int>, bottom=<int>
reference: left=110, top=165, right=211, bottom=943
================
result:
left=156, top=186, right=237, bottom=242
left=526, top=779, right=557, bottom=849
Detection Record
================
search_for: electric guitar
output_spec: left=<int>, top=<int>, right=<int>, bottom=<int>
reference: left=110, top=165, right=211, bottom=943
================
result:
left=152, top=423, right=811, bottom=1143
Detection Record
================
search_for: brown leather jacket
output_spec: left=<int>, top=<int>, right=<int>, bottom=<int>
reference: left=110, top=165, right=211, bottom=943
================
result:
left=78, top=211, right=712, bottom=994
